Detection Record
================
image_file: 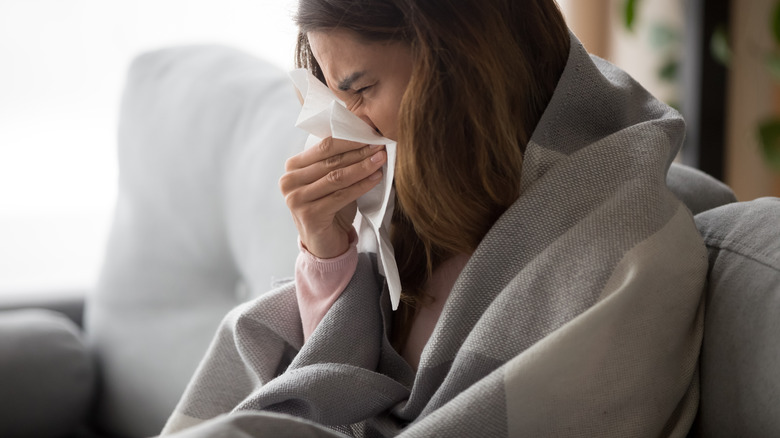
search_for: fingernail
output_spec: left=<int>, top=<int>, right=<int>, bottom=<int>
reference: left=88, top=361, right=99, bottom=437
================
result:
left=370, top=144, right=381, bottom=149
left=370, top=151, right=384, bottom=163
left=369, top=171, right=382, bottom=180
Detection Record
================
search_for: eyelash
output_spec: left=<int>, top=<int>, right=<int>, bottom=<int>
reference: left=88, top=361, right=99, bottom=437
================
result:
left=355, top=85, right=373, bottom=94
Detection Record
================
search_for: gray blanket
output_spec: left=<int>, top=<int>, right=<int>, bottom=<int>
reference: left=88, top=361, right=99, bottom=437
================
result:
left=161, top=33, right=707, bottom=437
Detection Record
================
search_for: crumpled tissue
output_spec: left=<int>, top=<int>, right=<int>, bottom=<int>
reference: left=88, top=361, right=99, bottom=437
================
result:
left=289, top=68, right=402, bottom=310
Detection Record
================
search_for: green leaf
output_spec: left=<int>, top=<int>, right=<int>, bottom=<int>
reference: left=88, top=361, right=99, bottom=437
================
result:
left=624, top=0, right=639, bottom=32
left=658, top=59, right=679, bottom=83
left=710, top=26, right=731, bottom=67
left=650, top=23, right=681, bottom=50
left=772, top=1, right=780, bottom=45
left=758, top=118, right=780, bottom=170
left=766, top=53, right=780, bottom=81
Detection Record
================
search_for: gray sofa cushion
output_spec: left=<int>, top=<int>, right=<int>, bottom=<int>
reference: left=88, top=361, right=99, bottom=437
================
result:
left=0, top=309, right=95, bottom=438
left=667, top=163, right=737, bottom=215
left=695, top=197, right=780, bottom=436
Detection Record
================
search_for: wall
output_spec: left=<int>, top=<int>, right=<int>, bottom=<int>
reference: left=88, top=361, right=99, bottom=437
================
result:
left=560, top=0, right=780, bottom=200
left=559, top=0, right=683, bottom=105
left=0, top=0, right=299, bottom=296
left=725, top=0, right=780, bottom=200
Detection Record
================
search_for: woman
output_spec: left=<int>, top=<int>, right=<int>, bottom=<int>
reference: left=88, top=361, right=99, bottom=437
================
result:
left=162, top=0, right=707, bottom=436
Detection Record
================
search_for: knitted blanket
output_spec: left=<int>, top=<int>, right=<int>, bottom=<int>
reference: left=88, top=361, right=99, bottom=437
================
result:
left=160, top=33, right=707, bottom=437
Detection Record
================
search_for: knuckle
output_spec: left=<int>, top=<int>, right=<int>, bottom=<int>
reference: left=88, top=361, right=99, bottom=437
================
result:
left=317, top=137, right=333, bottom=155
left=326, top=168, right=345, bottom=184
left=285, top=192, right=301, bottom=209
left=324, top=153, right=342, bottom=169
left=278, top=174, right=290, bottom=193
left=284, top=156, right=296, bottom=172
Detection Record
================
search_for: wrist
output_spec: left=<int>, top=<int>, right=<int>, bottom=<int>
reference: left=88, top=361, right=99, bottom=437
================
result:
left=300, top=227, right=357, bottom=259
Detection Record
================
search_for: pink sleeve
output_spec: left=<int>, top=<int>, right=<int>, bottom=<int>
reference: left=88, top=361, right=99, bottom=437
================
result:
left=295, top=229, right=359, bottom=343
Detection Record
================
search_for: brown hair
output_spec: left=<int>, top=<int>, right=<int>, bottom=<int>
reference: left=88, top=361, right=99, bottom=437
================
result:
left=295, top=0, right=570, bottom=350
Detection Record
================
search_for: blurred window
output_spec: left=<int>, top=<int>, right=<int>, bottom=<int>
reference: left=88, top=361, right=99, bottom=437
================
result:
left=0, top=0, right=298, bottom=297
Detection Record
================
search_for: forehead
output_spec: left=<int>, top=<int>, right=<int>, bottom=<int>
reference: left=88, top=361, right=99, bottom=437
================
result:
left=308, top=30, right=373, bottom=81
left=308, top=29, right=372, bottom=63
left=307, top=29, right=404, bottom=88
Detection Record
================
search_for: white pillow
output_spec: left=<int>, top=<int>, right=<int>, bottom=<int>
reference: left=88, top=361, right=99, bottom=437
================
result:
left=86, top=45, right=305, bottom=437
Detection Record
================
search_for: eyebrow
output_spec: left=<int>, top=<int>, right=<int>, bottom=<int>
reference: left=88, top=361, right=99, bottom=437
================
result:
left=337, top=71, right=367, bottom=91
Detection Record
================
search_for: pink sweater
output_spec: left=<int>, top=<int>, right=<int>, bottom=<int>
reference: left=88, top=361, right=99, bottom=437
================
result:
left=295, top=230, right=470, bottom=370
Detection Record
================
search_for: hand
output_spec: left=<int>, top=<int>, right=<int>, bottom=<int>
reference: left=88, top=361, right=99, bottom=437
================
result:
left=279, top=137, right=386, bottom=259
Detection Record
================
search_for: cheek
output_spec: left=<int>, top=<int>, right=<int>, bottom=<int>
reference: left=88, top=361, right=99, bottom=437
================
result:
left=375, top=108, right=398, bottom=139
left=375, top=108, right=397, bottom=135
left=373, top=96, right=404, bottom=140
left=361, top=104, right=395, bottom=140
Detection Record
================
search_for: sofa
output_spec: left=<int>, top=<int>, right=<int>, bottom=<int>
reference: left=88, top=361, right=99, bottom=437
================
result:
left=0, top=45, right=777, bottom=438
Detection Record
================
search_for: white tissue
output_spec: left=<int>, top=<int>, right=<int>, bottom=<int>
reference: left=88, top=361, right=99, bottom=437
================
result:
left=289, top=69, right=402, bottom=310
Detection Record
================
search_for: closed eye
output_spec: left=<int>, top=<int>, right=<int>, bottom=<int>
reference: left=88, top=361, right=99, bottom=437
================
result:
left=355, top=85, right=373, bottom=94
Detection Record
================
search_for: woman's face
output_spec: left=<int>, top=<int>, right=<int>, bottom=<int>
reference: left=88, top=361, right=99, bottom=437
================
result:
left=307, top=29, right=413, bottom=142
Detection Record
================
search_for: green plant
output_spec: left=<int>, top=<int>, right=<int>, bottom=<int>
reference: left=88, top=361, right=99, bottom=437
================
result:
left=623, top=0, right=639, bottom=32
left=621, top=0, right=681, bottom=110
left=757, top=1, right=780, bottom=170
left=622, top=0, right=780, bottom=171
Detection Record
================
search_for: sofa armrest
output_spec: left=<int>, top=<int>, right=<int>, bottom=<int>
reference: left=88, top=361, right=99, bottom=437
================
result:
left=694, top=197, right=780, bottom=436
left=0, top=308, right=96, bottom=438
left=667, top=163, right=737, bottom=215
left=0, top=290, right=86, bottom=328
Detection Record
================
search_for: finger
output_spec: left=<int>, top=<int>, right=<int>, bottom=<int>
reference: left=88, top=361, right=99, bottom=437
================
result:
left=298, top=150, right=387, bottom=204
left=300, top=169, right=383, bottom=220
left=286, top=137, right=377, bottom=170
left=280, top=144, right=385, bottom=193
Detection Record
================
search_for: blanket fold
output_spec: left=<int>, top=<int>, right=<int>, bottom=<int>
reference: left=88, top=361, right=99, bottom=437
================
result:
left=160, top=31, right=707, bottom=438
